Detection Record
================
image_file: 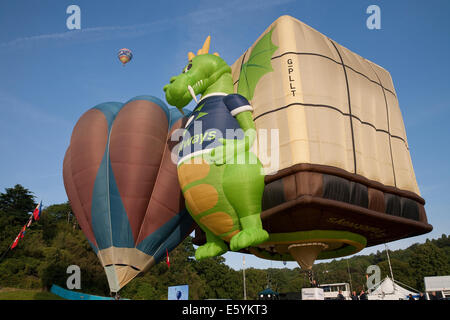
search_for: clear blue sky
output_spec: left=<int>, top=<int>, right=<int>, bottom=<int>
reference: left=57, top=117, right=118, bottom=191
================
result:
left=0, top=0, right=449, bottom=272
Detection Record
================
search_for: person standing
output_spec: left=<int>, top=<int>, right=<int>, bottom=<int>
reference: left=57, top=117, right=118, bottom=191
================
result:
left=359, top=290, right=368, bottom=300
left=351, top=291, right=359, bottom=300
left=336, top=290, right=345, bottom=300
left=429, top=291, right=439, bottom=300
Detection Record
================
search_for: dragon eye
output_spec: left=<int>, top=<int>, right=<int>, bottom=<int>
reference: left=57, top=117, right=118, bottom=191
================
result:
left=183, top=63, right=192, bottom=73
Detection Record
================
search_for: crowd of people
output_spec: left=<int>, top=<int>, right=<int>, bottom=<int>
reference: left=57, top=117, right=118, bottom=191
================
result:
left=346, top=290, right=368, bottom=300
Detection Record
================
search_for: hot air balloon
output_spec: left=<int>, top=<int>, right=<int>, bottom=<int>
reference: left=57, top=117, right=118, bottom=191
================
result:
left=63, top=95, right=194, bottom=293
left=192, top=15, right=432, bottom=271
left=118, top=48, right=132, bottom=65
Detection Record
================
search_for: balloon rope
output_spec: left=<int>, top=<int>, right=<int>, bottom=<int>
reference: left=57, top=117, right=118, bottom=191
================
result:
left=307, top=270, right=315, bottom=285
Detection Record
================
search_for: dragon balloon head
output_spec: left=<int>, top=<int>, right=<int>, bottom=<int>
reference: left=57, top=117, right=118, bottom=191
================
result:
left=163, top=36, right=232, bottom=111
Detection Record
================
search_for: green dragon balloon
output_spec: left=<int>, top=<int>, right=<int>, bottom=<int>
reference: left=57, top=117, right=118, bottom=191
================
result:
left=163, top=36, right=270, bottom=260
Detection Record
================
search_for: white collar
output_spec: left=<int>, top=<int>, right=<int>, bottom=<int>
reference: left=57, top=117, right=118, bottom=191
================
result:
left=198, top=92, right=228, bottom=104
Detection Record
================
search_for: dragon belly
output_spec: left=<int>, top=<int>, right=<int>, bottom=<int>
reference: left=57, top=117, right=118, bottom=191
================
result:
left=177, top=157, right=240, bottom=242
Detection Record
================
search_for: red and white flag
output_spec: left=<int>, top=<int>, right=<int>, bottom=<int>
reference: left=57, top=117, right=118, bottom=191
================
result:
left=166, top=249, right=170, bottom=268
left=11, top=236, right=20, bottom=249
left=19, top=225, right=27, bottom=238
left=32, top=201, right=42, bottom=221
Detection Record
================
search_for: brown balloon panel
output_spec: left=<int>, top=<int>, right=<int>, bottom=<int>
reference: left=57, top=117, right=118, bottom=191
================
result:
left=63, top=96, right=195, bottom=292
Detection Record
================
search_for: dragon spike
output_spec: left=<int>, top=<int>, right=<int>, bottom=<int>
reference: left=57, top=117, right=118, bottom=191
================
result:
left=188, top=35, right=214, bottom=61
left=197, top=35, right=211, bottom=55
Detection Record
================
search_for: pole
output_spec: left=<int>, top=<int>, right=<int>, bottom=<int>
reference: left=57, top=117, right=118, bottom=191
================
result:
left=347, top=259, right=353, bottom=293
left=0, top=245, right=11, bottom=263
left=385, top=244, right=395, bottom=283
left=243, top=255, right=247, bottom=300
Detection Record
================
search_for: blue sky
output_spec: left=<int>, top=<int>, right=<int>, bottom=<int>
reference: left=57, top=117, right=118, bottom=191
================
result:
left=0, top=0, right=449, bottom=272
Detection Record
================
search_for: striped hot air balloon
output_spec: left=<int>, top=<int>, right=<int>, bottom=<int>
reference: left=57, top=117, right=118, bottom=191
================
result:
left=117, top=48, right=132, bottom=65
left=63, top=95, right=194, bottom=293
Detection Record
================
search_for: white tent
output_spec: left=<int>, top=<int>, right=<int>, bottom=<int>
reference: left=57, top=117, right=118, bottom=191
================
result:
left=368, top=277, right=418, bottom=300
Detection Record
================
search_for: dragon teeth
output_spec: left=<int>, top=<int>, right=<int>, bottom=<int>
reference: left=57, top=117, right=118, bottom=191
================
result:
left=187, top=85, right=198, bottom=103
left=191, top=79, right=204, bottom=93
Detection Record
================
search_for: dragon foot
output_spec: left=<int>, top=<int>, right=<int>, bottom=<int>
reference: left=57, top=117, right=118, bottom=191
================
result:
left=230, top=228, right=269, bottom=252
left=195, top=240, right=228, bottom=260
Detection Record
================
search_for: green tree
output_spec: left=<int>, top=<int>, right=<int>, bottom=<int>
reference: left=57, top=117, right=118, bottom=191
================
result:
left=0, top=184, right=36, bottom=221
left=193, top=255, right=242, bottom=299
left=408, top=242, right=450, bottom=291
left=39, top=248, right=71, bottom=290
left=378, top=258, right=415, bottom=289
left=0, top=185, right=37, bottom=258
left=40, top=202, right=72, bottom=244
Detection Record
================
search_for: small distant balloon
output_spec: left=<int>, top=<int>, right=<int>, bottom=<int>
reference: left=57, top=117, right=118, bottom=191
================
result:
left=118, top=48, right=132, bottom=65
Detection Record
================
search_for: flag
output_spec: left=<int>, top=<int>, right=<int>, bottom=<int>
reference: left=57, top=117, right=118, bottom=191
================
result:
left=166, top=249, right=170, bottom=268
left=11, top=236, right=20, bottom=249
left=19, top=225, right=26, bottom=238
left=32, top=201, right=42, bottom=221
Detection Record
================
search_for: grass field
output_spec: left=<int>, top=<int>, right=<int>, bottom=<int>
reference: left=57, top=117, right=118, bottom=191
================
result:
left=0, top=288, right=64, bottom=300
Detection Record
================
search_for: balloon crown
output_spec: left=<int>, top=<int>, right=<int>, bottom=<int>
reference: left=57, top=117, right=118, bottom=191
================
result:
left=188, top=36, right=220, bottom=61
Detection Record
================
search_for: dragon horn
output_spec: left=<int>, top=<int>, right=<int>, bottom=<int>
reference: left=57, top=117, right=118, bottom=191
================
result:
left=197, top=35, right=211, bottom=55
left=188, top=51, right=196, bottom=61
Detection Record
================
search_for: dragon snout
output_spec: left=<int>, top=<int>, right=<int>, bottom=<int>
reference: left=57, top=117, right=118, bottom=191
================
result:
left=164, top=76, right=178, bottom=92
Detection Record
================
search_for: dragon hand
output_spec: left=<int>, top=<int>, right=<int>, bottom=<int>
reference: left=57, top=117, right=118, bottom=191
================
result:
left=210, top=130, right=256, bottom=165
left=210, top=138, right=244, bottom=165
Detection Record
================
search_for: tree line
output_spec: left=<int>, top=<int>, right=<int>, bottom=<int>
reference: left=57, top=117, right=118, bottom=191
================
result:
left=0, top=184, right=449, bottom=299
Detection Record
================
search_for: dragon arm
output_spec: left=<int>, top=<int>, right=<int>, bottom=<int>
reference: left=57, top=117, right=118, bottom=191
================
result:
left=210, top=110, right=257, bottom=165
left=235, top=110, right=256, bottom=151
